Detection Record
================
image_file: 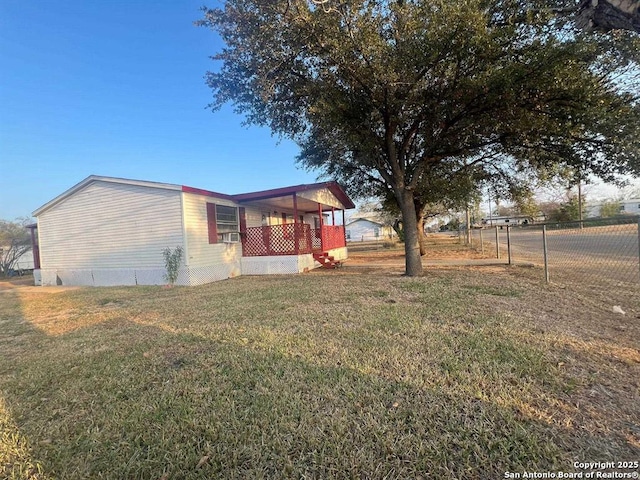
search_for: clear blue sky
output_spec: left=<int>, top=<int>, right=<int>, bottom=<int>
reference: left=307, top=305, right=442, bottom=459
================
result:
left=0, top=0, right=320, bottom=221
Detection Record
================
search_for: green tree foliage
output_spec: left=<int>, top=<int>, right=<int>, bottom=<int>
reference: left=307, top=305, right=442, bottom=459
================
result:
left=0, top=218, right=32, bottom=276
left=199, top=0, right=640, bottom=276
left=598, top=199, right=623, bottom=217
left=547, top=195, right=588, bottom=221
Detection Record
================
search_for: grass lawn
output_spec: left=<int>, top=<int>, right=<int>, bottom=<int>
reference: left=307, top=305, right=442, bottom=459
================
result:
left=1, top=261, right=638, bottom=479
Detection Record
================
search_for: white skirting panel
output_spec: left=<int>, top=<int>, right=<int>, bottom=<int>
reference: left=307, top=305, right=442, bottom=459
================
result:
left=326, top=247, right=348, bottom=261
left=36, top=251, right=346, bottom=286
left=241, top=254, right=315, bottom=275
left=39, top=262, right=242, bottom=287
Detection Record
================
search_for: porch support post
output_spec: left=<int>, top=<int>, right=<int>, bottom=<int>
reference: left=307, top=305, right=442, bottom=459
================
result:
left=29, top=226, right=40, bottom=269
left=293, top=193, right=298, bottom=222
left=318, top=203, right=323, bottom=251
left=331, top=207, right=335, bottom=226
left=342, top=210, right=346, bottom=246
left=293, top=193, right=299, bottom=255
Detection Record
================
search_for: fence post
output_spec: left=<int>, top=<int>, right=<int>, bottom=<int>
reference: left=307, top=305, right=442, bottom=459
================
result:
left=542, top=225, right=549, bottom=284
left=495, top=226, right=500, bottom=259
left=480, top=228, right=484, bottom=255
left=507, top=225, right=512, bottom=265
left=637, top=217, right=640, bottom=281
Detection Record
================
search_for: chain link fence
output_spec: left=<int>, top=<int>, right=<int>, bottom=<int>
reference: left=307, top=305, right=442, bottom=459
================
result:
left=470, top=217, right=640, bottom=292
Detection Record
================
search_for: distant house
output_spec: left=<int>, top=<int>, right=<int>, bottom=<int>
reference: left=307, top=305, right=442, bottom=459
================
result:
left=32, top=175, right=355, bottom=286
left=14, top=249, right=34, bottom=270
left=0, top=247, right=33, bottom=273
left=345, top=213, right=396, bottom=242
left=586, top=198, right=640, bottom=218
left=481, top=214, right=544, bottom=227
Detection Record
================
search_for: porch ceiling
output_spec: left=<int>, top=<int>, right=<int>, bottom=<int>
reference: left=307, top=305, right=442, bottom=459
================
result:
left=241, top=195, right=333, bottom=213
left=234, top=181, right=355, bottom=211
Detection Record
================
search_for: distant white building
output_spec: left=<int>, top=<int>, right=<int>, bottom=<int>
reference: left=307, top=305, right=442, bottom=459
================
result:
left=586, top=198, right=640, bottom=217
left=0, top=247, right=34, bottom=272
left=14, top=249, right=34, bottom=270
left=345, top=213, right=396, bottom=242
left=481, top=214, right=544, bottom=227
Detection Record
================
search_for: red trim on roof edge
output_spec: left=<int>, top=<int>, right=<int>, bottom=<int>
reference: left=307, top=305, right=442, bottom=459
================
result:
left=181, top=186, right=236, bottom=201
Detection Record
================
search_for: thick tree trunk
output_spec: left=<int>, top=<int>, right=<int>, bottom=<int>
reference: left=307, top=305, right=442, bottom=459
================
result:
left=578, top=0, right=640, bottom=32
left=397, top=189, right=423, bottom=276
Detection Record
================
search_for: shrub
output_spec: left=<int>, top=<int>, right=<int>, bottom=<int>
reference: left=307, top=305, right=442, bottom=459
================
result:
left=162, top=246, right=183, bottom=285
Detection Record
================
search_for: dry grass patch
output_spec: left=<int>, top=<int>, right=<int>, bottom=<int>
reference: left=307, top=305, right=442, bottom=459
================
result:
left=0, top=267, right=638, bottom=479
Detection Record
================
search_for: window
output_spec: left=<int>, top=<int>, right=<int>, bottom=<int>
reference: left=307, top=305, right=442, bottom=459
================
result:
left=215, top=205, right=238, bottom=241
left=207, top=203, right=239, bottom=244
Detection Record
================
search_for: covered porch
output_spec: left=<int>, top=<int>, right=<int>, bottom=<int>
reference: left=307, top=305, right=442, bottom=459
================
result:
left=235, top=182, right=354, bottom=267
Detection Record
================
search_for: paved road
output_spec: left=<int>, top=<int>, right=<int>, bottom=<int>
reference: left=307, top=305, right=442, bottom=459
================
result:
left=472, top=226, right=640, bottom=284
left=504, top=228, right=639, bottom=261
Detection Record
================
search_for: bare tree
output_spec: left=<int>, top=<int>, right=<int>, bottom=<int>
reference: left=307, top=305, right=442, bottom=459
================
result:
left=0, top=218, right=33, bottom=276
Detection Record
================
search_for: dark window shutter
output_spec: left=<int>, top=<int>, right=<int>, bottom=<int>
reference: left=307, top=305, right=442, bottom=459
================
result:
left=239, top=207, right=247, bottom=232
left=207, top=203, right=217, bottom=244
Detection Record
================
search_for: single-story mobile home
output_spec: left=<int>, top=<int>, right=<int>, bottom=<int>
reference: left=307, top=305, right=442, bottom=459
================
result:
left=32, top=175, right=355, bottom=286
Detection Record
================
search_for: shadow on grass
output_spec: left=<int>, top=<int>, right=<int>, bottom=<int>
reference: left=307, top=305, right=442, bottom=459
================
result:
left=1, top=280, right=638, bottom=479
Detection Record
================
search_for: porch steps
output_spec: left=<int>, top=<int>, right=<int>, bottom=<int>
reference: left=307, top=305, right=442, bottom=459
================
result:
left=313, top=252, right=342, bottom=269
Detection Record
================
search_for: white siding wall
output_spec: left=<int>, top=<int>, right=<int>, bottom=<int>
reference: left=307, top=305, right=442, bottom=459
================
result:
left=39, top=181, right=184, bottom=270
left=181, top=192, right=242, bottom=283
left=244, top=206, right=265, bottom=228
left=621, top=199, right=640, bottom=215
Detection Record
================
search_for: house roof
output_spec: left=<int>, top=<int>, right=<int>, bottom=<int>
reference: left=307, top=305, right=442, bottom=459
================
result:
left=34, top=175, right=355, bottom=216
left=346, top=217, right=385, bottom=227
left=233, top=182, right=355, bottom=209
left=346, top=212, right=389, bottom=226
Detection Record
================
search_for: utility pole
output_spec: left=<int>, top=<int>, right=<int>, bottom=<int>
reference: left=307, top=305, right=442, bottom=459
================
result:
left=578, top=180, right=584, bottom=229
left=465, top=204, right=472, bottom=245
left=487, top=189, right=494, bottom=227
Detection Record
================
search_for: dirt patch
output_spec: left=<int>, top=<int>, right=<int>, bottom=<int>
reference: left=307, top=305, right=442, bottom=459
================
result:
left=0, top=276, right=78, bottom=294
left=347, top=237, right=493, bottom=266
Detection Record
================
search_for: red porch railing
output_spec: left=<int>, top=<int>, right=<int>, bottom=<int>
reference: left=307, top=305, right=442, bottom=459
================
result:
left=242, top=224, right=313, bottom=257
left=242, top=224, right=346, bottom=257
left=314, top=226, right=346, bottom=251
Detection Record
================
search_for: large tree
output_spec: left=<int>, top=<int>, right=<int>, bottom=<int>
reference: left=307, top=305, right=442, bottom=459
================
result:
left=200, top=0, right=640, bottom=275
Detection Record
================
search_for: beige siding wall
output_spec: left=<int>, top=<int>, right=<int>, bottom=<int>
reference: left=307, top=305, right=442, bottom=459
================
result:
left=298, top=188, right=343, bottom=209
left=243, top=205, right=318, bottom=228
left=244, top=205, right=265, bottom=228
left=181, top=192, right=242, bottom=270
left=38, top=181, right=184, bottom=269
